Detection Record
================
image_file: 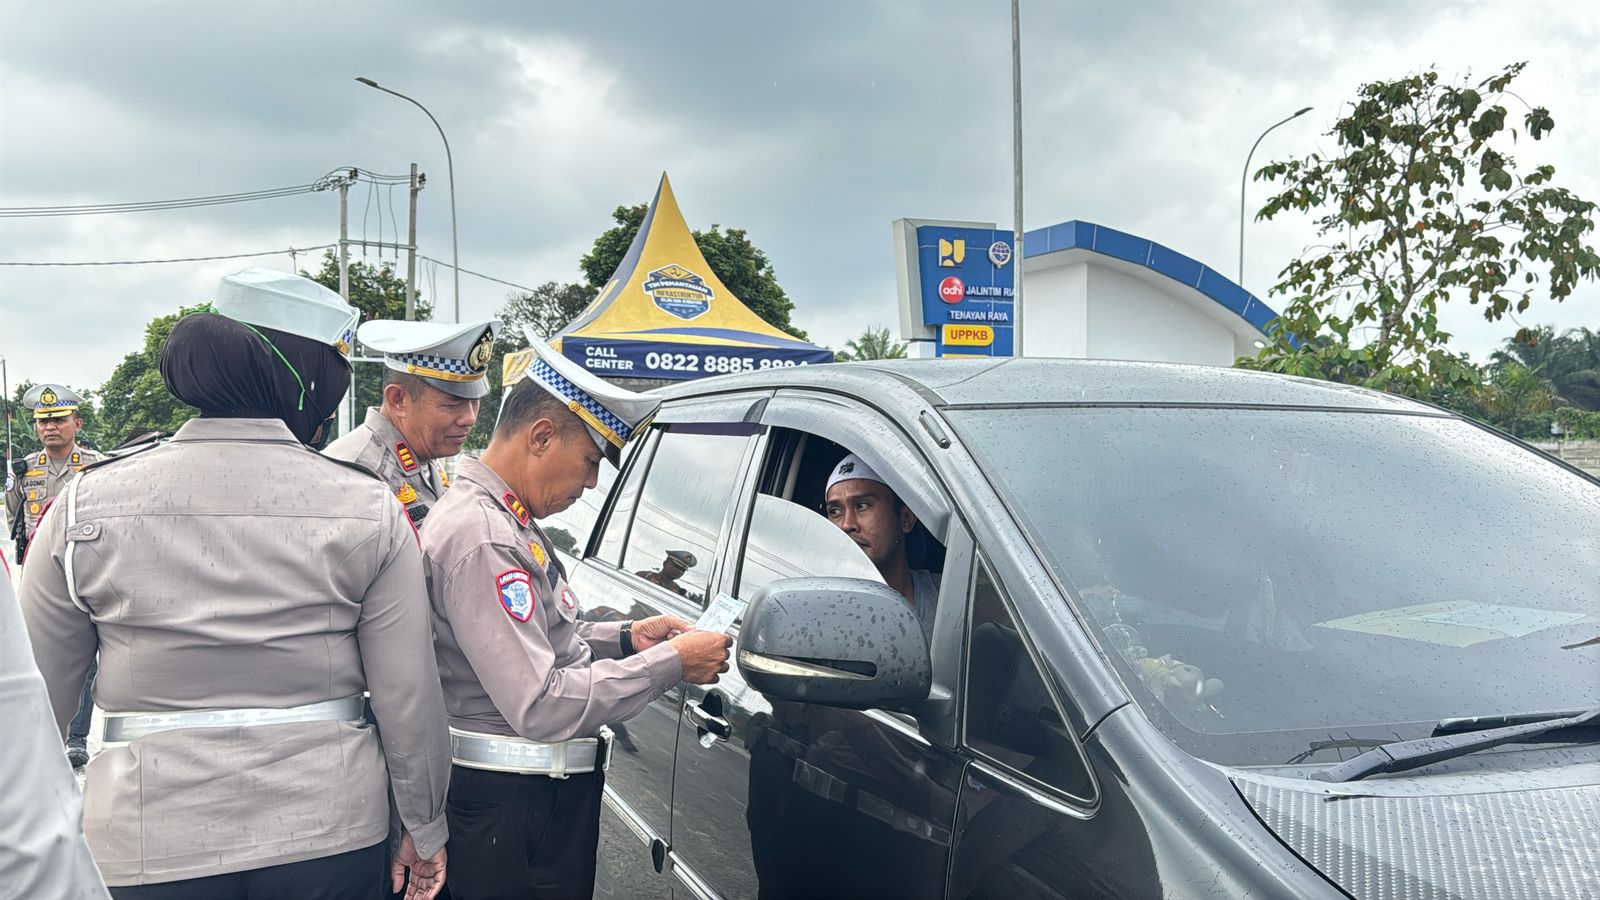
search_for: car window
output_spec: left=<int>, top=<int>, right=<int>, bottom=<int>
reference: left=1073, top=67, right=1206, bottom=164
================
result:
left=964, top=562, right=1095, bottom=802
left=621, top=426, right=751, bottom=607
left=594, top=430, right=656, bottom=565
left=735, top=493, right=884, bottom=601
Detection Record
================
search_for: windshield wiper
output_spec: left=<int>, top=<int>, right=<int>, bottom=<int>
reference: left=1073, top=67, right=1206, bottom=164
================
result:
left=1312, top=707, right=1600, bottom=783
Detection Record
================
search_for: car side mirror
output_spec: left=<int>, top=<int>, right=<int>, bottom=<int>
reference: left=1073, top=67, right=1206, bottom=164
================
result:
left=736, top=576, right=931, bottom=709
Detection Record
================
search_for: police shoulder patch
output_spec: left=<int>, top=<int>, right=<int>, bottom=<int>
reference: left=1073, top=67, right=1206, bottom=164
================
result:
left=394, top=442, right=419, bottom=473
left=497, top=569, right=535, bottom=622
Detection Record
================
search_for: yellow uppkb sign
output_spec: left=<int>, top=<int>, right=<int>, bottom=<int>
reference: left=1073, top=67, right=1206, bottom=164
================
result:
left=942, top=324, right=995, bottom=347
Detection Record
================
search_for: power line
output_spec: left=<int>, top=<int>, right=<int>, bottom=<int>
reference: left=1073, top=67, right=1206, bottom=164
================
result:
left=0, top=244, right=336, bottom=267
left=0, top=168, right=405, bottom=219
left=418, top=254, right=538, bottom=294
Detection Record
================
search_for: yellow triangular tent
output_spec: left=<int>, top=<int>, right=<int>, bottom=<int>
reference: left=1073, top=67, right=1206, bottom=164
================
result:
left=507, top=174, right=830, bottom=384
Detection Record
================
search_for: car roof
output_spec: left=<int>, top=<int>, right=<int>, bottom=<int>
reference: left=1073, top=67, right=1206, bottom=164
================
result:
left=654, top=358, right=1438, bottom=414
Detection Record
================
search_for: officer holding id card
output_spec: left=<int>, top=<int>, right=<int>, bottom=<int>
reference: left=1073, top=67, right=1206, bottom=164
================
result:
left=419, top=334, right=731, bottom=899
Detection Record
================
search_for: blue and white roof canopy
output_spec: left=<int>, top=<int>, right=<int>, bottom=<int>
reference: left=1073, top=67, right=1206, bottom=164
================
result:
left=1023, top=220, right=1282, bottom=336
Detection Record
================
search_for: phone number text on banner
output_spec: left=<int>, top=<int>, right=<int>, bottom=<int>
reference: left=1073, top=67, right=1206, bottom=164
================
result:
left=563, top=339, right=834, bottom=381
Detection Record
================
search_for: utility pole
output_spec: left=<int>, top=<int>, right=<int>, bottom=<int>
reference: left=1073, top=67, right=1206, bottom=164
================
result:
left=405, top=163, right=420, bottom=320
left=338, top=180, right=351, bottom=305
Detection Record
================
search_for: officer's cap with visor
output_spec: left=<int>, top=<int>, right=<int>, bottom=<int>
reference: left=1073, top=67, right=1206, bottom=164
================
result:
left=214, top=268, right=360, bottom=364
left=23, top=384, right=84, bottom=421
left=357, top=319, right=503, bottom=400
left=517, top=327, right=660, bottom=467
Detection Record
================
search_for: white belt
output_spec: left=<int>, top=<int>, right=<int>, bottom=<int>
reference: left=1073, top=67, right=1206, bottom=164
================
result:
left=101, top=694, right=367, bottom=745
left=450, top=726, right=613, bottom=778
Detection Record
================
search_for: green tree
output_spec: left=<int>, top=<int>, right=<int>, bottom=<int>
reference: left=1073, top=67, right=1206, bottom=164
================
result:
left=578, top=203, right=808, bottom=340
left=464, top=282, right=598, bottom=452
left=833, top=326, right=907, bottom=362
left=95, top=311, right=199, bottom=445
left=1490, top=325, right=1600, bottom=410
left=303, top=249, right=432, bottom=417
left=1242, top=62, right=1600, bottom=393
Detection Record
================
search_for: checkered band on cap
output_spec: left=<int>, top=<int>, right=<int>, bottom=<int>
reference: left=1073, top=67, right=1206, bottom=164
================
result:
left=529, top=358, right=633, bottom=445
left=396, top=350, right=482, bottom=382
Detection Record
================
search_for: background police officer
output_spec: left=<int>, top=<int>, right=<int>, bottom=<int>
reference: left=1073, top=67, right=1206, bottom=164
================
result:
left=6, top=384, right=104, bottom=768
left=420, top=335, right=731, bottom=899
left=6, top=384, right=101, bottom=562
left=20, top=268, right=451, bottom=899
left=325, top=319, right=499, bottom=524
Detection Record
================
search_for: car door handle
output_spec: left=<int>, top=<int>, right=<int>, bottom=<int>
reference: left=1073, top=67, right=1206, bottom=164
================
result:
left=686, top=700, right=731, bottom=740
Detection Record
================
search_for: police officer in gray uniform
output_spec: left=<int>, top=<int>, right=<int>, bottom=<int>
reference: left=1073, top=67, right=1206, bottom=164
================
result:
left=324, top=319, right=500, bottom=524
left=6, top=384, right=105, bottom=768
left=420, top=334, right=732, bottom=899
left=6, top=384, right=103, bottom=561
left=20, top=268, right=451, bottom=900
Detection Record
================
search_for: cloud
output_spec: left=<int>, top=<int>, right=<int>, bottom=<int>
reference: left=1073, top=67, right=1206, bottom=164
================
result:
left=1, top=0, right=1595, bottom=393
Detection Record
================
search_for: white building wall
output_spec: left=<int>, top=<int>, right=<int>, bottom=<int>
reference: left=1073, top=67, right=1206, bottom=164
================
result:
left=1021, top=260, right=1089, bottom=357
left=1084, top=265, right=1237, bottom=365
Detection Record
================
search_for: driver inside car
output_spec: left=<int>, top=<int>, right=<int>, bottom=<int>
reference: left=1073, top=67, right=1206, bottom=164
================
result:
left=823, top=453, right=940, bottom=643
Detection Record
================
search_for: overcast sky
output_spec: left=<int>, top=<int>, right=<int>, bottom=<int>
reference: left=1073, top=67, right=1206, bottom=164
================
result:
left=2, top=0, right=1596, bottom=392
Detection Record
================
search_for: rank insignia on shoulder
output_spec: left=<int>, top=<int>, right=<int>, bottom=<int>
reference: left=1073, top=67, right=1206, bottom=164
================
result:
left=394, top=442, right=419, bottom=473
left=503, top=491, right=529, bottom=525
left=396, top=483, right=419, bottom=504
left=529, top=541, right=547, bottom=566
left=71, top=452, right=81, bottom=465
left=440, top=467, right=451, bottom=487
left=497, top=569, right=534, bottom=622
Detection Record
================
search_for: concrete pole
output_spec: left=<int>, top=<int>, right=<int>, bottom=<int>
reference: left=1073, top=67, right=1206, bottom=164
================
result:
left=338, top=181, right=351, bottom=304
left=405, top=163, right=419, bottom=321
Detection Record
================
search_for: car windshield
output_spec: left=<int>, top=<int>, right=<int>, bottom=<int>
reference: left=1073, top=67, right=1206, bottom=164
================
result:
left=949, top=406, right=1600, bottom=767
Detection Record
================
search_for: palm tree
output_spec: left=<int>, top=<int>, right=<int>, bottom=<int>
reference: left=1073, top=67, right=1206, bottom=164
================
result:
left=1491, top=326, right=1600, bottom=410
left=834, top=326, right=908, bottom=362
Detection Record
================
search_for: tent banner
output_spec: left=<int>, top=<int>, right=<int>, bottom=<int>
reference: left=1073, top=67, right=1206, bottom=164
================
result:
left=563, top=337, right=833, bottom=381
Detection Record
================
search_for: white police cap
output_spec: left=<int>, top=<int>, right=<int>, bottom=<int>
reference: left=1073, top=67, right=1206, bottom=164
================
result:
left=519, top=326, right=660, bottom=465
left=23, top=384, right=83, bottom=420
left=214, top=268, right=360, bottom=362
left=357, top=319, right=502, bottom=399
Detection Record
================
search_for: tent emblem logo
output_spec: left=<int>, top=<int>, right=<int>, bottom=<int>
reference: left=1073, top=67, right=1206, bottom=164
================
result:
left=643, top=264, right=714, bottom=320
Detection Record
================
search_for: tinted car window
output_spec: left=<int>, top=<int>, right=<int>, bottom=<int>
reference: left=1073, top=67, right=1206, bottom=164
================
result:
left=595, top=431, right=655, bottom=565
left=622, top=427, right=751, bottom=606
left=735, top=493, right=884, bottom=601
left=950, top=407, right=1600, bottom=766
left=965, top=563, right=1095, bottom=801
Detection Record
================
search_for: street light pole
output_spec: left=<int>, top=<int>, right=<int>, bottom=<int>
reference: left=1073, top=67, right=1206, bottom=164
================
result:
left=356, top=77, right=460, bottom=322
left=1239, top=106, right=1312, bottom=287
left=1010, top=0, right=1025, bottom=357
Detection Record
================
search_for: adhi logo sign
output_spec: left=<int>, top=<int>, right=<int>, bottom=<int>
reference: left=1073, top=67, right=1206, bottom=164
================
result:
left=938, top=276, right=965, bottom=304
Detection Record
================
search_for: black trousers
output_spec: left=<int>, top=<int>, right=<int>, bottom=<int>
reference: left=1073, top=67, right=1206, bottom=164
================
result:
left=109, top=841, right=386, bottom=900
left=444, top=764, right=604, bottom=900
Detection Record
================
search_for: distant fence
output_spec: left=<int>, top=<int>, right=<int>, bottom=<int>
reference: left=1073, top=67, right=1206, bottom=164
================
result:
left=1528, top=440, right=1600, bottom=477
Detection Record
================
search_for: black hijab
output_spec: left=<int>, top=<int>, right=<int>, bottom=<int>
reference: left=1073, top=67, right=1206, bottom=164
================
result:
left=160, top=312, right=351, bottom=444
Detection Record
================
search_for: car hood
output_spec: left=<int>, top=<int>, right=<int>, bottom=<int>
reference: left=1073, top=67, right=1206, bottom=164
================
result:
left=1231, top=759, right=1600, bottom=900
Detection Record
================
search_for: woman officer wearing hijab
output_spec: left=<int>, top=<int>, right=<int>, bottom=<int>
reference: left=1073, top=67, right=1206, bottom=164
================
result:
left=19, top=269, right=451, bottom=900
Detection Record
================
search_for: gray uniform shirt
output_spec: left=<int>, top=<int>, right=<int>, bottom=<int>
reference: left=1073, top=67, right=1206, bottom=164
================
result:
left=19, top=418, right=450, bottom=886
left=420, top=456, right=683, bottom=742
left=910, top=568, right=941, bottom=645
left=324, top=407, right=446, bottom=524
left=6, top=444, right=103, bottom=538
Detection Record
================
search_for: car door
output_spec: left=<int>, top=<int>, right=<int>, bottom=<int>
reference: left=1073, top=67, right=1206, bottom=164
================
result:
left=667, top=394, right=970, bottom=900
left=569, top=422, right=758, bottom=900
